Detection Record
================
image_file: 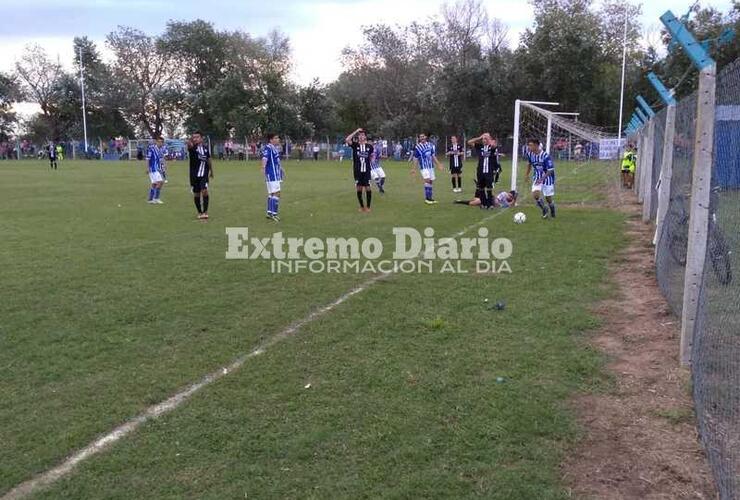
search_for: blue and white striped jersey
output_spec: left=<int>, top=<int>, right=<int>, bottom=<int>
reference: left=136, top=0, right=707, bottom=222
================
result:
left=158, top=145, right=168, bottom=172
left=371, top=144, right=382, bottom=170
left=146, top=144, right=163, bottom=173
left=525, top=150, right=555, bottom=185
left=262, top=144, right=283, bottom=182
left=414, top=142, right=436, bottom=170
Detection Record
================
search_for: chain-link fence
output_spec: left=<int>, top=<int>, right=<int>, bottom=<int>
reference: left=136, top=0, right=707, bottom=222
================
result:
left=692, top=59, right=740, bottom=499
left=637, top=58, right=739, bottom=499
left=653, top=90, right=697, bottom=317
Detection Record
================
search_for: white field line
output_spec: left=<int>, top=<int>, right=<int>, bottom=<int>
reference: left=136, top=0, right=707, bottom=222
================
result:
left=2, top=205, right=512, bottom=500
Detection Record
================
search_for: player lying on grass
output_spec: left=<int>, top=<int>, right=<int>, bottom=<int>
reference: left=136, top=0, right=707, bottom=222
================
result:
left=524, top=137, right=556, bottom=219
left=467, top=133, right=499, bottom=208
left=146, top=136, right=165, bottom=204
left=446, top=135, right=464, bottom=193
left=262, top=133, right=284, bottom=221
left=371, top=138, right=386, bottom=194
left=411, top=133, right=444, bottom=204
left=453, top=184, right=517, bottom=207
left=187, top=131, right=213, bottom=220
left=345, top=128, right=374, bottom=212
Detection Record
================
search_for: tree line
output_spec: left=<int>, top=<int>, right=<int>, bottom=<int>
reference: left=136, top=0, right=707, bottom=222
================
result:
left=0, top=0, right=737, bottom=144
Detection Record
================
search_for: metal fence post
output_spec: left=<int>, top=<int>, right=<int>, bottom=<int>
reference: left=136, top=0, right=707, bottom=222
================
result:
left=635, top=131, right=645, bottom=198
left=680, top=63, right=717, bottom=366
left=642, top=119, right=655, bottom=221
left=654, top=104, right=676, bottom=250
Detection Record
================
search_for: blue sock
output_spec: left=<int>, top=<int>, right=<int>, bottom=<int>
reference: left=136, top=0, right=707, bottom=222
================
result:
left=273, top=196, right=279, bottom=214
left=154, top=187, right=161, bottom=199
left=267, top=196, right=273, bottom=214
left=148, top=188, right=155, bottom=201
left=424, top=184, right=433, bottom=200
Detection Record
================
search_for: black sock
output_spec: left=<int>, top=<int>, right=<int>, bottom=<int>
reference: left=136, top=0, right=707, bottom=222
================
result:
left=536, top=198, right=546, bottom=213
left=356, top=190, right=364, bottom=207
left=452, top=177, right=456, bottom=189
left=548, top=202, right=555, bottom=216
left=194, top=196, right=202, bottom=214
left=366, top=190, right=372, bottom=208
left=202, top=195, right=209, bottom=213
left=454, top=200, right=470, bottom=205
left=458, top=177, right=462, bottom=189
left=485, top=189, right=494, bottom=207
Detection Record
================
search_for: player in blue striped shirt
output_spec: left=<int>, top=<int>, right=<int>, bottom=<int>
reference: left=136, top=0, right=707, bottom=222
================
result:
left=262, top=133, right=284, bottom=221
left=158, top=142, right=168, bottom=183
left=410, top=133, right=443, bottom=204
left=371, top=139, right=386, bottom=193
left=146, top=137, right=165, bottom=204
left=524, top=138, right=556, bottom=218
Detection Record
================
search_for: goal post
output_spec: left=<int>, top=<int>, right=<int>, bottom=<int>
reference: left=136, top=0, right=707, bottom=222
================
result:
left=511, top=100, right=558, bottom=192
left=511, top=100, right=622, bottom=192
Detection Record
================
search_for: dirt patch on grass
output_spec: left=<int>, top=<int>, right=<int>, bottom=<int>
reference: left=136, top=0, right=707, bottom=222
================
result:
left=562, top=186, right=716, bottom=499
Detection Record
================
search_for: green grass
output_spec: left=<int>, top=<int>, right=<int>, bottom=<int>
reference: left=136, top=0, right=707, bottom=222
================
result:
left=0, top=157, right=624, bottom=499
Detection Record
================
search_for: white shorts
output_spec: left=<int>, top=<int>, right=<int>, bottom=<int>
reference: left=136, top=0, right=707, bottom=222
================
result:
left=532, top=183, right=555, bottom=197
left=371, top=167, right=386, bottom=180
left=149, top=171, right=163, bottom=184
left=421, top=168, right=436, bottom=181
left=266, top=180, right=282, bottom=194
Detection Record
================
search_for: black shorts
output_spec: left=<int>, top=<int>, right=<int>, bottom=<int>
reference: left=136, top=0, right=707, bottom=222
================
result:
left=477, top=171, right=494, bottom=189
left=191, top=177, right=209, bottom=193
left=354, top=168, right=371, bottom=187
left=450, top=166, right=462, bottom=175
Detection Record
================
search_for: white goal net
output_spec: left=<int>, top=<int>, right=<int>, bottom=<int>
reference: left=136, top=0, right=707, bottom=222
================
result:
left=510, top=100, right=624, bottom=191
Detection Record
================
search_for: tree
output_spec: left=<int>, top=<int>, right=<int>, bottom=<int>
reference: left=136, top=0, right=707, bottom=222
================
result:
left=159, top=20, right=229, bottom=135
left=14, top=44, right=65, bottom=138
left=106, top=27, right=183, bottom=138
left=0, top=72, right=19, bottom=140
left=299, top=80, right=337, bottom=138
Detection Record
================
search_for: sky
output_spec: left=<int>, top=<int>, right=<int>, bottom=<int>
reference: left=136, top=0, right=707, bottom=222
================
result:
left=0, top=0, right=734, bottom=116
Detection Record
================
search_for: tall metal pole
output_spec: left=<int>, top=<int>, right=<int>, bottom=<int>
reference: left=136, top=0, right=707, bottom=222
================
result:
left=79, top=46, right=88, bottom=153
left=617, top=13, right=628, bottom=146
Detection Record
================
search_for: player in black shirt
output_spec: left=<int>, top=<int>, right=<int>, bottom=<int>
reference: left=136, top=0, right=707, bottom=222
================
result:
left=446, top=135, right=464, bottom=192
left=187, top=131, right=214, bottom=220
left=48, top=142, right=57, bottom=170
left=345, top=128, right=374, bottom=212
left=467, top=133, right=498, bottom=209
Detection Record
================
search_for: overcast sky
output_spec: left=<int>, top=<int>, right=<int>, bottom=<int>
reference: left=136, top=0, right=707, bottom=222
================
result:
left=0, top=0, right=733, bottom=87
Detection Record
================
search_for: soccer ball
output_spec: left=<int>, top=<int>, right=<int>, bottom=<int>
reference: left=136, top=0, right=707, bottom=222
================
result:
left=513, top=212, right=527, bottom=224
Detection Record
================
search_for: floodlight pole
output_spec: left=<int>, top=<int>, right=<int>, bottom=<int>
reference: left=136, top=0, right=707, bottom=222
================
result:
left=79, top=46, right=88, bottom=153
left=617, top=13, right=628, bottom=149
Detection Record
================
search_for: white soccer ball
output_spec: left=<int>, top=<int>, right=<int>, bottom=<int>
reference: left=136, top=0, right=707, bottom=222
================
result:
left=513, top=212, right=527, bottom=224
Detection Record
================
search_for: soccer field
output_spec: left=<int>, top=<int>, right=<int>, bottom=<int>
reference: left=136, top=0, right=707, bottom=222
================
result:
left=1, top=158, right=623, bottom=499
